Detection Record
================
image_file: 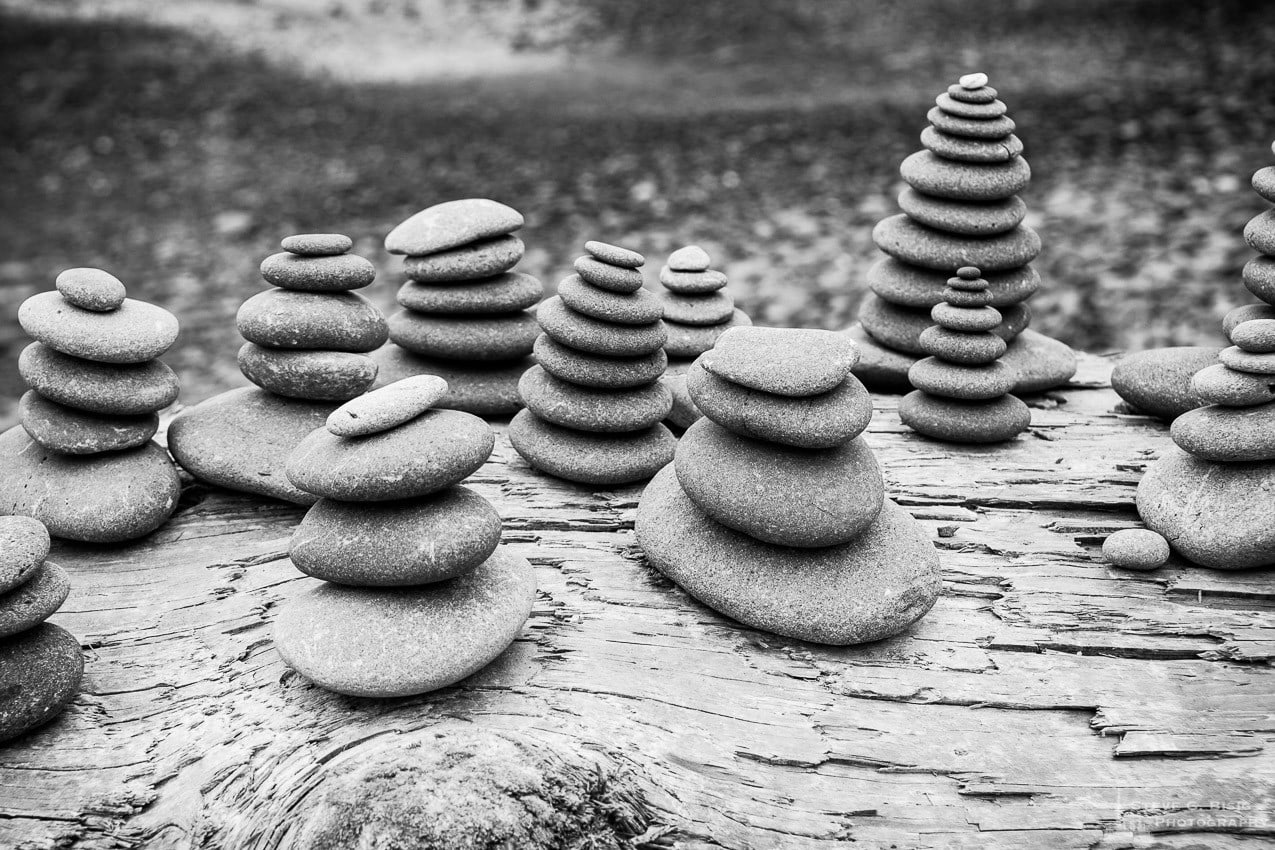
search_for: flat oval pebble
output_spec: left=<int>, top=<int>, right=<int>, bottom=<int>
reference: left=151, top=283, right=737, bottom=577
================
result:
left=327, top=374, right=448, bottom=437
left=900, top=391, right=1030, bottom=443
left=637, top=468, right=940, bottom=645
left=932, top=303, right=1001, bottom=332
left=959, top=72, right=989, bottom=89
left=0, top=517, right=49, bottom=595
left=290, top=487, right=502, bottom=586
left=370, top=348, right=530, bottom=417
left=665, top=308, right=752, bottom=358
left=558, top=274, right=663, bottom=325
left=867, top=257, right=1037, bottom=308
left=898, top=189, right=1026, bottom=236
left=274, top=547, right=534, bottom=697
left=668, top=245, right=711, bottom=272
left=687, top=359, right=871, bottom=449
left=238, top=344, right=376, bottom=401
left=396, top=272, right=543, bottom=315
left=19, top=343, right=179, bottom=416
left=1110, top=346, right=1221, bottom=421
left=920, top=326, right=1008, bottom=364
left=908, top=357, right=1014, bottom=400
left=0, top=426, right=179, bottom=542
left=1103, top=529, right=1170, bottom=571
left=573, top=256, right=645, bottom=293
left=948, top=83, right=997, bottom=103
left=662, top=291, right=734, bottom=326
left=288, top=408, right=493, bottom=501
left=520, top=366, right=671, bottom=432
left=927, top=107, right=1016, bottom=140
left=508, top=409, right=674, bottom=485
left=1224, top=303, right=1275, bottom=337
left=1244, top=209, right=1275, bottom=255
left=1190, top=364, right=1275, bottom=407
left=385, top=199, right=524, bottom=256
left=944, top=287, right=994, bottom=307
left=584, top=241, right=644, bottom=268
left=921, top=127, right=1023, bottom=164
left=402, top=235, right=524, bottom=282
left=660, top=267, right=729, bottom=294
left=280, top=233, right=353, bottom=256
left=1253, top=166, right=1275, bottom=204
left=1219, top=345, right=1275, bottom=375
left=19, top=292, right=179, bottom=364
left=388, top=309, right=539, bottom=360
left=260, top=252, right=376, bottom=292
left=537, top=296, right=667, bottom=357
left=0, top=562, right=70, bottom=639
left=0, top=624, right=84, bottom=743
left=675, top=418, right=884, bottom=547
left=901, top=151, right=1031, bottom=202
left=1231, top=319, right=1275, bottom=353
left=20, top=391, right=158, bottom=455
left=534, top=334, right=667, bottom=389
left=1171, top=403, right=1275, bottom=462
left=935, top=93, right=1007, bottom=120
left=237, top=289, right=387, bottom=352
left=701, top=326, right=858, bottom=397
left=55, top=268, right=126, bottom=312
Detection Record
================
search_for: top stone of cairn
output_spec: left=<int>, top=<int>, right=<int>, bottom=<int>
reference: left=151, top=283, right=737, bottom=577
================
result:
left=701, top=327, right=859, bottom=397
left=385, top=199, right=525, bottom=256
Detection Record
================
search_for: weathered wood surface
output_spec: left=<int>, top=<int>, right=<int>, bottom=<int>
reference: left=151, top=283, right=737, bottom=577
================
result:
left=3, top=353, right=1274, bottom=849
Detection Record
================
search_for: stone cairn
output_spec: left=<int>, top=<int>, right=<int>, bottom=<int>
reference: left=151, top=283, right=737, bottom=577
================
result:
left=510, top=241, right=676, bottom=484
left=274, top=377, right=535, bottom=697
left=2, top=269, right=181, bottom=541
left=850, top=72, right=1076, bottom=394
left=0, top=517, right=83, bottom=742
left=636, top=327, right=941, bottom=645
left=899, top=266, right=1030, bottom=442
left=376, top=199, right=542, bottom=416
left=658, top=245, right=752, bottom=428
left=1136, top=143, right=1275, bottom=569
left=169, top=234, right=388, bottom=505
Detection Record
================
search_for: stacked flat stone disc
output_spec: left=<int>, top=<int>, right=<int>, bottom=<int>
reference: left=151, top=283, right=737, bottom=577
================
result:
left=510, top=241, right=676, bottom=484
left=658, top=245, right=753, bottom=428
left=637, top=327, right=941, bottom=645
left=899, top=266, right=1031, bottom=442
left=0, top=517, right=84, bottom=742
left=850, top=72, right=1076, bottom=394
left=169, top=234, right=387, bottom=504
left=374, top=199, right=542, bottom=415
left=1137, top=144, right=1275, bottom=569
left=2, top=269, right=181, bottom=541
left=274, top=377, right=535, bottom=697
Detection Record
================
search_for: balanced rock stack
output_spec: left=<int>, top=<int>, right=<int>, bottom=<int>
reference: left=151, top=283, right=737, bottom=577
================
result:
left=169, top=234, right=388, bottom=504
left=0, top=517, right=84, bottom=742
left=273, top=377, right=535, bottom=697
left=637, top=327, right=942, bottom=645
left=510, top=241, right=676, bottom=484
left=374, top=199, right=542, bottom=415
left=1137, top=145, right=1275, bottom=569
left=1, top=269, right=181, bottom=541
left=899, top=266, right=1031, bottom=442
left=658, top=245, right=752, bottom=428
left=849, top=72, right=1076, bottom=394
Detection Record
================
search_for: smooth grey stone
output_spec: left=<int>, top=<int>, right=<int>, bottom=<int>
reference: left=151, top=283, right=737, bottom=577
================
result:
left=661, top=291, right=734, bottom=326
left=1171, top=403, right=1275, bottom=461
left=519, top=365, right=671, bottom=433
left=327, top=375, right=448, bottom=437
left=20, top=391, right=158, bottom=455
left=663, top=366, right=702, bottom=429
left=537, top=296, right=667, bottom=357
left=279, top=233, right=353, bottom=256
left=558, top=274, right=662, bottom=325
left=534, top=333, right=667, bottom=389
left=948, top=83, right=997, bottom=103
left=897, top=188, right=1025, bottom=236
left=237, top=289, right=388, bottom=353
left=927, top=106, right=1016, bottom=139
left=899, top=391, right=1030, bottom=443
left=260, top=252, right=376, bottom=292
left=668, top=245, right=711, bottom=272
left=659, top=267, right=728, bottom=294
left=921, top=126, right=1022, bottom=163
left=859, top=293, right=1027, bottom=356
left=0, top=624, right=84, bottom=743
left=0, top=562, right=70, bottom=639
left=1103, top=529, right=1170, bottom=571
left=18, top=343, right=179, bottom=415
left=1111, top=346, right=1222, bottom=422
left=387, top=309, right=538, bottom=360
left=1244, top=209, right=1275, bottom=255
left=866, top=257, right=1037, bottom=308
left=920, top=326, right=1007, bottom=364
left=0, top=517, right=49, bottom=595
left=574, top=257, right=645, bottom=293
left=907, top=358, right=1014, bottom=400
left=701, top=326, right=857, bottom=397
left=19, top=292, right=179, bottom=364
left=402, top=235, right=524, bottom=282
left=508, top=410, right=674, bottom=485
left=901, top=151, right=1029, bottom=201
left=370, top=347, right=530, bottom=416
left=1231, top=319, right=1275, bottom=353
left=396, top=272, right=542, bottom=315
left=584, top=241, right=644, bottom=268
left=1224, top=303, right=1275, bottom=336
left=935, top=92, right=1007, bottom=119
left=665, top=309, right=752, bottom=358
left=1219, top=345, right=1275, bottom=375
left=932, top=302, right=1001, bottom=332
left=55, top=268, right=126, bottom=312
left=238, top=344, right=376, bottom=401
left=873, top=214, right=1039, bottom=272
left=385, top=199, right=523, bottom=256
left=1253, top=166, right=1275, bottom=204
left=1190, top=364, right=1275, bottom=407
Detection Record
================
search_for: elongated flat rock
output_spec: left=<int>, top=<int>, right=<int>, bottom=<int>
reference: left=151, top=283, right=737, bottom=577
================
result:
left=260, top=252, right=376, bottom=292
left=385, top=199, right=524, bottom=256
left=238, top=344, right=377, bottom=401
left=19, top=292, right=179, bottom=364
left=520, top=366, right=672, bottom=433
left=402, top=235, right=525, bottom=282
left=387, top=310, right=539, bottom=361
left=537, top=297, right=667, bottom=357
left=901, top=151, right=1030, bottom=201
left=327, top=374, right=448, bottom=437
left=701, top=327, right=858, bottom=397
left=237, top=289, right=388, bottom=353
left=18, top=343, right=179, bottom=416
left=19, top=391, right=158, bottom=455
left=396, top=273, right=542, bottom=315
left=534, top=334, right=668, bottom=389
left=508, top=410, right=674, bottom=485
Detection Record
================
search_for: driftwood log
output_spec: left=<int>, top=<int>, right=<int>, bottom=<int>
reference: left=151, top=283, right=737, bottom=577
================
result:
left=2, top=353, right=1273, bottom=849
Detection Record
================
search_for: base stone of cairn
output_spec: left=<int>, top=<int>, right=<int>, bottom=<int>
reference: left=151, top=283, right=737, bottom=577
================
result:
left=1, top=269, right=181, bottom=541
left=849, top=73, right=1076, bottom=395
left=510, top=241, right=676, bottom=485
left=274, top=378, right=535, bottom=697
left=169, top=234, right=387, bottom=505
left=657, top=245, right=752, bottom=428
left=373, top=199, right=542, bottom=416
left=0, top=517, right=84, bottom=742
left=637, top=327, right=941, bottom=645
left=1136, top=144, right=1275, bottom=568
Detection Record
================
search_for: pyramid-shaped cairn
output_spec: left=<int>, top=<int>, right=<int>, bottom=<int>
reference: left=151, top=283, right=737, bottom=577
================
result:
left=900, top=266, right=1031, bottom=442
left=0, top=517, right=83, bottom=742
left=510, top=241, right=676, bottom=484
left=275, top=377, right=536, bottom=697
left=169, top=233, right=388, bottom=504
left=637, top=327, right=941, bottom=644
left=849, top=73, right=1075, bottom=394
left=2, top=269, right=181, bottom=541
left=1137, top=144, right=1275, bottom=570
left=658, top=245, right=752, bottom=428
left=376, top=199, right=542, bottom=415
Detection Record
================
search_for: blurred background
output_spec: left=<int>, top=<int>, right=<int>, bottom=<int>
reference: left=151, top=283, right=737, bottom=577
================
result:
left=3, top=0, right=1275, bottom=423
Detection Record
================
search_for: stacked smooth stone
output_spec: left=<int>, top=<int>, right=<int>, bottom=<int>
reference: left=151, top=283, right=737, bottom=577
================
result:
left=1137, top=144, right=1275, bottom=569
left=658, top=245, right=752, bottom=428
left=849, top=72, right=1076, bottom=394
left=375, top=199, right=542, bottom=415
left=2, top=269, right=181, bottom=541
left=0, top=517, right=84, bottom=742
left=637, top=327, right=941, bottom=645
left=274, top=377, right=535, bottom=697
left=510, top=241, right=676, bottom=484
left=899, top=266, right=1031, bottom=442
left=169, top=234, right=387, bottom=505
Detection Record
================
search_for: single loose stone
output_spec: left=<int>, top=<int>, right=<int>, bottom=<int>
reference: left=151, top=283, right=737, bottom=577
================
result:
left=55, top=268, right=126, bottom=312
left=396, top=272, right=543, bottom=314
left=573, top=257, right=645, bottom=293
left=1244, top=209, right=1275, bottom=255
left=0, top=517, right=49, bottom=595
left=920, top=127, right=1023, bottom=164
left=665, top=309, right=752, bottom=358
left=1231, top=319, right=1275, bottom=353
left=519, top=366, right=672, bottom=432
left=280, top=233, right=353, bottom=256
left=0, top=624, right=84, bottom=743
left=584, top=241, right=644, bottom=268
left=237, top=344, right=377, bottom=401
left=701, top=327, right=858, bottom=397
left=959, top=72, right=989, bottom=89
left=932, top=303, right=1001, bottom=332
left=1171, top=403, right=1275, bottom=462
left=388, top=310, right=539, bottom=360
left=19, top=343, right=179, bottom=415
left=1103, top=529, right=1170, bottom=571
left=370, top=349, right=531, bottom=417
left=508, top=410, right=675, bottom=485
left=557, top=274, right=663, bottom=325
left=0, top=562, right=70, bottom=639
left=899, top=391, right=1030, bottom=443
left=659, top=267, right=729, bottom=294
left=327, top=375, right=448, bottom=437
left=908, top=358, right=1014, bottom=400
left=668, top=245, right=712, bottom=272
left=402, top=235, right=525, bottom=283
left=260, top=252, right=376, bottom=292
left=927, top=107, right=1017, bottom=140
left=19, top=391, right=158, bottom=455
left=237, top=289, right=388, bottom=352
left=19, top=292, right=179, bottom=364
left=290, top=487, right=502, bottom=586
left=920, top=326, right=1007, bottom=363
left=901, top=151, right=1031, bottom=202
left=866, top=258, right=1038, bottom=308
left=385, top=199, right=524, bottom=256
left=1219, top=345, right=1275, bottom=375
left=1190, top=364, right=1275, bottom=406
left=533, top=334, right=667, bottom=389
left=1110, top=347, right=1222, bottom=421
left=1225, top=303, right=1275, bottom=336
left=537, top=297, right=667, bottom=357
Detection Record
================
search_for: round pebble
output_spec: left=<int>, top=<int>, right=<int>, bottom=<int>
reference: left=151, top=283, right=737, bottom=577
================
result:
left=665, top=309, right=752, bottom=358
left=18, top=343, right=179, bottom=415
left=1231, top=319, right=1275, bottom=353
left=668, top=245, right=712, bottom=272
left=237, top=289, right=387, bottom=352
left=1224, top=303, right=1275, bottom=337
left=866, top=257, right=1037, bottom=308
left=1102, top=529, right=1170, bottom=571
left=1190, top=364, right=1275, bottom=407
left=573, top=257, right=645, bottom=293
left=661, top=291, right=734, bottom=326
left=385, top=199, right=524, bottom=256
left=280, top=233, right=353, bottom=256
left=659, top=267, right=728, bottom=294
left=908, top=358, right=1014, bottom=400
left=388, top=310, right=539, bottom=361
left=260, top=252, right=376, bottom=292
left=1219, top=345, right=1275, bottom=375
left=927, top=107, right=1016, bottom=140
left=19, top=391, right=158, bottom=455
left=19, top=292, right=179, bottom=364
left=402, top=235, right=524, bottom=283
left=508, top=410, right=675, bottom=485
left=1171, top=403, right=1275, bottom=462
left=238, top=344, right=377, bottom=401
left=959, top=72, right=989, bottom=89
left=1110, top=346, right=1221, bottom=422
left=921, top=127, right=1023, bottom=164
left=0, top=517, right=50, bottom=595
left=900, top=391, right=1030, bottom=443
left=0, top=624, right=84, bottom=743
left=1253, top=166, right=1275, bottom=205
left=584, top=241, right=644, bottom=268
left=534, top=334, right=667, bottom=389
left=701, top=327, right=858, bottom=397
left=519, top=366, right=671, bottom=433
left=901, top=151, right=1031, bottom=202
left=327, top=375, right=448, bottom=437
left=396, top=272, right=543, bottom=315
left=0, top=562, right=70, bottom=639
left=920, top=326, right=1008, bottom=364
left=55, top=268, right=126, bottom=312
left=557, top=274, right=663, bottom=325
left=1242, top=257, right=1275, bottom=305
left=536, top=296, right=667, bottom=357
left=932, top=303, right=1001, bottom=332
left=1244, top=209, right=1275, bottom=255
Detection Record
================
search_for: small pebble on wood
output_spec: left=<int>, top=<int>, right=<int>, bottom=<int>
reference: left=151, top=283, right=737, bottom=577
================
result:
left=1102, top=529, right=1170, bottom=571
